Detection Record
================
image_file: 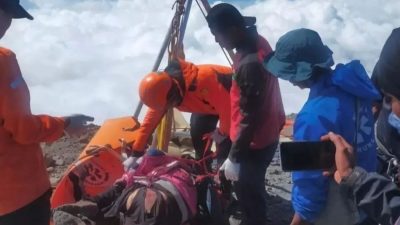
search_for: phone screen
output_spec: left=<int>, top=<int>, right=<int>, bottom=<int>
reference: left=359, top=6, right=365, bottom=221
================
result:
left=280, top=141, right=335, bottom=171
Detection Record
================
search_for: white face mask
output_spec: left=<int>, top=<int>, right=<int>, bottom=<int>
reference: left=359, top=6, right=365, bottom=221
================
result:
left=388, top=112, right=400, bottom=135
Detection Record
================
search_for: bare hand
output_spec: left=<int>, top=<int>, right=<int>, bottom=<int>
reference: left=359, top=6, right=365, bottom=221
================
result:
left=290, top=213, right=313, bottom=225
left=322, top=132, right=355, bottom=183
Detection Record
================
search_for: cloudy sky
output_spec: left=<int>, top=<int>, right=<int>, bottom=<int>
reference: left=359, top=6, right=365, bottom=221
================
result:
left=3, top=0, right=400, bottom=123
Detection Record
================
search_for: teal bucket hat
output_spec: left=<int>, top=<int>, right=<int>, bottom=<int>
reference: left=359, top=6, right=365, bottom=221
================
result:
left=264, top=28, right=334, bottom=82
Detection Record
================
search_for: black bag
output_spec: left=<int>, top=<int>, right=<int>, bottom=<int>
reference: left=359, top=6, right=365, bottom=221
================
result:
left=194, top=177, right=229, bottom=225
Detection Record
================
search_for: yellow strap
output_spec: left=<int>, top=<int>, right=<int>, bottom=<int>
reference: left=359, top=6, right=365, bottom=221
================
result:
left=156, top=109, right=174, bottom=151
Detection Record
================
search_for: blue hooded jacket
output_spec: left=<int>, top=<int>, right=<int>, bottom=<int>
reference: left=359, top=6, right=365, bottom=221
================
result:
left=292, top=60, right=381, bottom=222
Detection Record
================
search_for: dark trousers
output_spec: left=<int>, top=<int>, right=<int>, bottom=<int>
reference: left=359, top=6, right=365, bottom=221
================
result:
left=0, top=189, right=52, bottom=225
left=191, top=113, right=232, bottom=223
left=190, top=113, right=231, bottom=166
left=190, top=113, right=219, bottom=158
left=236, top=143, right=277, bottom=225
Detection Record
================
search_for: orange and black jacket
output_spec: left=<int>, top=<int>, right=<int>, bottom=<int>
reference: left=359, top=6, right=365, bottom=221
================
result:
left=0, top=47, right=65, bottom=215
left=132, top=60, right=233, bottom=152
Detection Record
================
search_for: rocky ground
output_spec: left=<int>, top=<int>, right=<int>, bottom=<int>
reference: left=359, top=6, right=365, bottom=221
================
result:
left=42, top=127, right=293, bottom=225
left=42, top=124, right=99, bottom=186
left=265, top=151, right=294, bottom=225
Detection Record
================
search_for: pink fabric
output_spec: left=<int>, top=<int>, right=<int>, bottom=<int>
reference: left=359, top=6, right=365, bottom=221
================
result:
left=160, top=168, right=197, bottom=215
left=122, top=154, right=197, bottom=216
left=135, top=155, right=176, bottom=175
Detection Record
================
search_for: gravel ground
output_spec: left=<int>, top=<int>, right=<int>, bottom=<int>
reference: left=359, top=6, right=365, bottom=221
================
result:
left=265, top=150, right=294, bottom=225
left=42, top=124, right=98, bottom=186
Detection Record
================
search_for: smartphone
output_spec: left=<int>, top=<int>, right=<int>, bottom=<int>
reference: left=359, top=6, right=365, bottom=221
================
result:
left=280, top=141, right=335, bottom=171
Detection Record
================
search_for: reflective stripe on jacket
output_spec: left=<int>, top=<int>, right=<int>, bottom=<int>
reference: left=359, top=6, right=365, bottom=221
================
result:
left=0, top=47, right=65, bottom=215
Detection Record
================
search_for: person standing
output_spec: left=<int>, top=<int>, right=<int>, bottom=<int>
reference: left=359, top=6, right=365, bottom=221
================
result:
left=326, top=27, right=400, bottom=225
left=206, top=3, right=285, bottom=225
left=264, top=28, right=380, bottom=225
left=0, top=1, right=93, bottom=224
left=372, top=28, right=400, bottom=174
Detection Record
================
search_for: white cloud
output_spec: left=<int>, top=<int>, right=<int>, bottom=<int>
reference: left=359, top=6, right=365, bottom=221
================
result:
left=2, top=0, right=399, bottom=123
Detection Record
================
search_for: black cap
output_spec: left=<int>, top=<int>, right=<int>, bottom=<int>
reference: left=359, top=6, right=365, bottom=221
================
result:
left=372, top=28, right=400, bottom=100
left=206, top=3, right=256, bottom=31
left=0, top=0, right=33, bottom=20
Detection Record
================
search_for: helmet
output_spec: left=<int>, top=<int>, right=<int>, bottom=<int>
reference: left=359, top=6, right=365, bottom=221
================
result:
left=139, top=72, right=172, bottom=110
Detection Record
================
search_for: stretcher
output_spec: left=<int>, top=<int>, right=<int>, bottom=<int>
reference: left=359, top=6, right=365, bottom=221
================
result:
left=51, top=116, right=140, bottom=209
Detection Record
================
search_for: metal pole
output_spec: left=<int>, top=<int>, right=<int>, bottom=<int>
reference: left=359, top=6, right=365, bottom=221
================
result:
left=156, top=0, right=193, bottom=151
left=199, top=0, right=211, bottom=11
left=198, top=0, right=235, bottom=63
left=133, top=23, right=173, bottom=118
left=178, top=0, right=193, bottom=45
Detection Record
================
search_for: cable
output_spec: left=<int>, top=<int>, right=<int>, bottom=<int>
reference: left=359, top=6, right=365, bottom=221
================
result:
left=195, top=0, right=233, bottom=67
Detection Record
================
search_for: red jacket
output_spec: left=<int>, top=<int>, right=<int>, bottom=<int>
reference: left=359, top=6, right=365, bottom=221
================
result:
left=229, top=30, right=285, bottom=161
left=132, top=60, right=233, bottom=152
left=0, top=47, right=65, bottom=215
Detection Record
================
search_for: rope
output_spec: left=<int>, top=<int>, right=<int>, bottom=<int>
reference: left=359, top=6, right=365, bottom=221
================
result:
left=156, top=0, right=187, bottom=151
left=171, top=132, right=219, bottom=183
left=195, top=0, right=207, bottom=18
left=194, top=0, right=233, bottom=67
left=168, top=0, right=186, bottom=61
left=158, top=0, right=235, bottom=151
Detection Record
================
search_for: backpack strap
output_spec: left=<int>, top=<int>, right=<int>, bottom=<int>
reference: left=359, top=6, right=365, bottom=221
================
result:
left=374, top=122, right=395, bottom=158
left=155, top=179, right=189, bottom=223
left=149, top=161, right=181, bottom=179
left=125, top=188, right=140, bottom=210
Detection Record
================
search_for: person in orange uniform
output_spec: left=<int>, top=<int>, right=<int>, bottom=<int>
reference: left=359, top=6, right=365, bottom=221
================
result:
left=0, top=1, right=94, bottom=225
left=134, top=59, right=233, bottom=162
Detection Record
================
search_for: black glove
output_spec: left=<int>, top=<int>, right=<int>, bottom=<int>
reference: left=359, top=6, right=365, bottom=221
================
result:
left=64, top=114, right=94, bottom=137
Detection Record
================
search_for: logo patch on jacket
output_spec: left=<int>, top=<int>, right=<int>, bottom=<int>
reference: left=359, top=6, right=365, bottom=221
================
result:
left=10, top=76, right=23, bottom=89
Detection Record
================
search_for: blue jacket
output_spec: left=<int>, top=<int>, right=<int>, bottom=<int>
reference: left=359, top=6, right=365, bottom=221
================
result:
left=292, top=60, right=381, bottom=222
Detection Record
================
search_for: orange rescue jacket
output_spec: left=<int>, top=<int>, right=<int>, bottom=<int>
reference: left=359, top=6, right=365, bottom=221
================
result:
left=132, top=59, right=233, bottom=151
left=0, top=47, right=65, bottom=215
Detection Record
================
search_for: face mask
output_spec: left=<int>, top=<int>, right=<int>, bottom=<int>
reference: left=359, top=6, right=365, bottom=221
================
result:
left=388, top=112, right=400, bottom=135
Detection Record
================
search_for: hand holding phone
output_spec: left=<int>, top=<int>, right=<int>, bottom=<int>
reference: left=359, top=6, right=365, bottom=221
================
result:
left=321, top=132, right=356, bottom=183
left=280, top=141, right=335, bottom=171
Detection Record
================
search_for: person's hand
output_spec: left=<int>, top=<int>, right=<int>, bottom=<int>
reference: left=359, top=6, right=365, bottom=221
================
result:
left=290, top=213, right=313, bottom=225
left=219, top=158, right=240, bottom=181
left=322, top=132, right=355, bottom=183
left=211, top=128, right=228, bottom=145
left=123, top=155, right=143, bottom=172
left=63, top=114, right=94, bottom=137
left=131, top=130, right=149, bottom=153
